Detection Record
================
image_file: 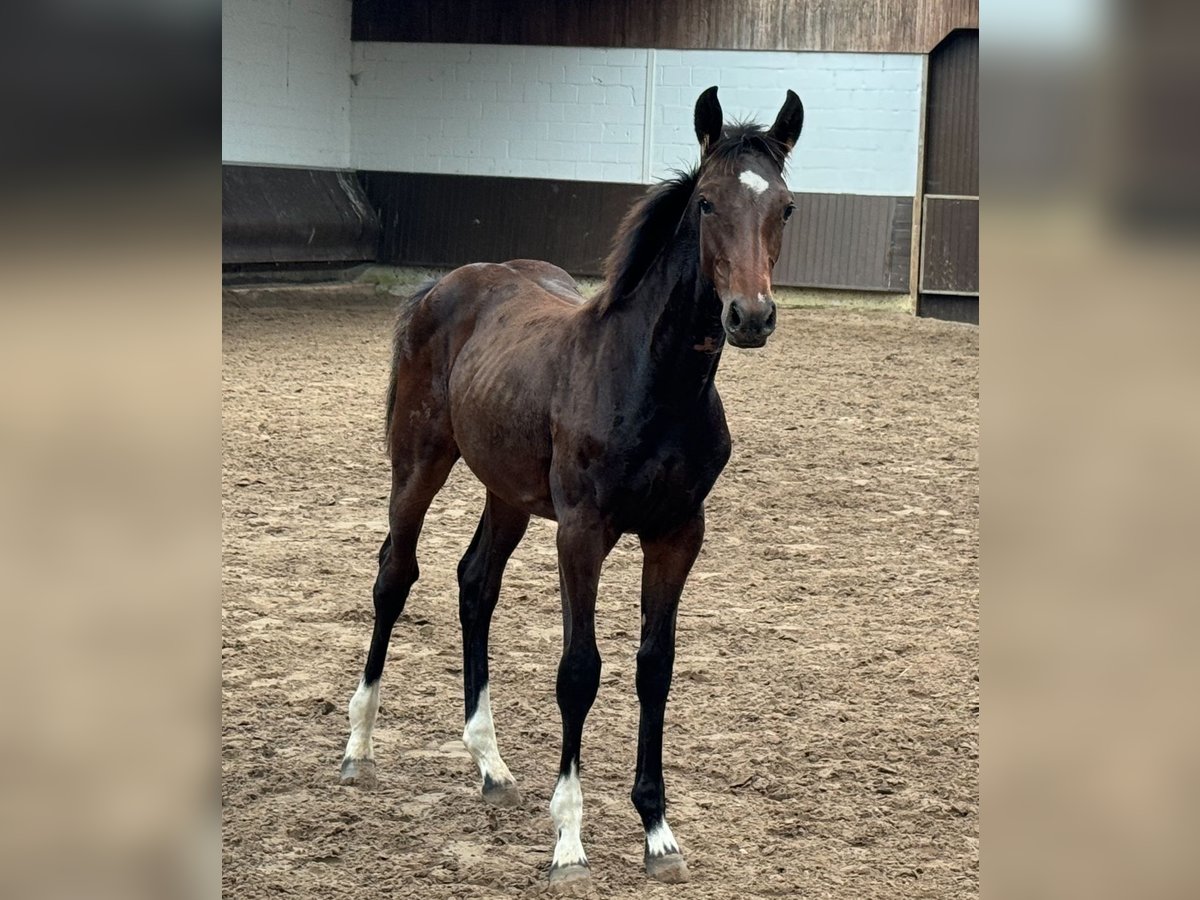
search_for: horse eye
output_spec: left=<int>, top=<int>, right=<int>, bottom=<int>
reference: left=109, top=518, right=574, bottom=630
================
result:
left=699, top=198, right=714, bottom=216
left=783, top=204, right=795, bottom=222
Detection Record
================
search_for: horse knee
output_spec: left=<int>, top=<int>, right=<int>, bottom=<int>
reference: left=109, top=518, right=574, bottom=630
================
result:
left=373, top=550, right=418, bottom=619
left=636, top=644, right=674, bottom=706
left=556, top=642, right=601, bottom=717
left=458, top=549, right=496, bottom=628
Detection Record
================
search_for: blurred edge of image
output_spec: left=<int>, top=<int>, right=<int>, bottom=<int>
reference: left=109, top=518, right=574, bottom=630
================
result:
left=0, top=1, right=1197, bottom=898
left=985, top=1, right=1200, bottom=897
left=0, top=4, right=220, bottom=900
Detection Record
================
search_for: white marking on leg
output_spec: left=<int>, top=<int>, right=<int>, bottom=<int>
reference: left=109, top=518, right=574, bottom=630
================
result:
left=739, top=170, right=768, bottom=195
left=344, top=678, right=379, bottom=761
left=461, top=682, right=515, bottom=786
left=646, top=819, right=681, bottom=858
left=550, top=762, right=587, bottom=868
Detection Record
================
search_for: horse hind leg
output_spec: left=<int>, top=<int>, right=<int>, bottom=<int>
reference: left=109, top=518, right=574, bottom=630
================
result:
left=458, top=492, right=529, bottom=806
left=340, top=431, right=457, bottom=787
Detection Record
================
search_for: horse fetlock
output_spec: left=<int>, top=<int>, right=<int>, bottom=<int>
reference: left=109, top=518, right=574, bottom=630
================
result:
left=643, top=818, right=687, bottom=880
left=549, top=764, right=588, bottom=875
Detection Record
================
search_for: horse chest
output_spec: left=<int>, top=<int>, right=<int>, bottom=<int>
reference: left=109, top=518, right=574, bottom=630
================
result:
left=606, top=424, right=730, bottom=532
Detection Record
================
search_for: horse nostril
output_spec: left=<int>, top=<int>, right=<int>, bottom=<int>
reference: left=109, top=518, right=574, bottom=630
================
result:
left=728, top=303, right=743, bottom=329
left=765, top=305, right=777, bottom=330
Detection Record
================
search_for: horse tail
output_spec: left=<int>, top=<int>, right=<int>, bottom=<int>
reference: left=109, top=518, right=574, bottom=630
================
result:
left=384, top=278, right=439, bottom=455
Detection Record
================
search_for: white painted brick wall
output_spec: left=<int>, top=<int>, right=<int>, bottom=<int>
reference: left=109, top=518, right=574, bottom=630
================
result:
left=351, top=44, right=649, bottom=181
left=222, top=0, right=352, bottom=169
left=352, top=43, right=922, bottom=195
left=220, top=8, right=922, bottom=194
left=649, top=50, right=923, bottom=195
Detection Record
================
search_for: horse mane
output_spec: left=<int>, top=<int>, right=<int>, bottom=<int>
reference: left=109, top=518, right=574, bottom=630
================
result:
left=596, top=124, right=788, bottom=311
left=599, top=170, right=698, bottom=308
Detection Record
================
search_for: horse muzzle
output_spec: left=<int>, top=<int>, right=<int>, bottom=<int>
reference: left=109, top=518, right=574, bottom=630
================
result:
left=722, top=294, right=777, bottom=348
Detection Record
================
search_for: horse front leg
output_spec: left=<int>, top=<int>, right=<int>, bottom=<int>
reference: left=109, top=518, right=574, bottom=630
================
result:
left=547, top=514, right=617, bottom=889
left=633, top=511, right=705, bottom=883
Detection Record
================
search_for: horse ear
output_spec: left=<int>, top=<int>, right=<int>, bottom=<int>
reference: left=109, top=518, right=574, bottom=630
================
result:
left=768, top=89, right=805, bottom=154
left=694, top=86, right=723, bottom=156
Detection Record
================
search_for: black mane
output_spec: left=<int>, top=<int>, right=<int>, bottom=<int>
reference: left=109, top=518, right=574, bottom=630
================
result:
left=601, top=169, right=698, bottom=306
left=598, top=124, right=787, bottom=308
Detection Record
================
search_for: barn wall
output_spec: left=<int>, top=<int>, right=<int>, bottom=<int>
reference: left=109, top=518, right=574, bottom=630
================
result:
left=649, top=49, right=922, bottom=195
left=223, top=0, right=353, bottom=168
left=351, top=44, right=650, bottom=183
left=222, top=165, right=379, bottom=266
left=350, top=43, right=923, bottom=196
left=361, top=171, right=913, bottom=291
left=220, top=9, right=939, bottom=290
left=351, top=0, right=978, bottom=54
left=917, top=28, right=978, bottom=322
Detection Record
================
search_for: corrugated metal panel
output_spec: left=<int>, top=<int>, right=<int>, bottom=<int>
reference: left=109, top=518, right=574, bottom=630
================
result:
left=362, top=172, right=911, bottom=291
left=919, top=196, right=978, bottom=293
left=923, top=28, right=978, bottom=195
left=352, top=0, right=977, bottom=54
left=918, top=28, right=978, bottom=323
left=775, top=193, right=911, bottom=292
left=918, top=295, right=977, bottom=323
left=222, top=165, right=380, bottom=265
left=360, top=172, right=645, bottom=274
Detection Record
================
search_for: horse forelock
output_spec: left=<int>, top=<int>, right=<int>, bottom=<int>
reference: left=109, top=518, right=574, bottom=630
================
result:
left=703, top=122, right=789, bottom=173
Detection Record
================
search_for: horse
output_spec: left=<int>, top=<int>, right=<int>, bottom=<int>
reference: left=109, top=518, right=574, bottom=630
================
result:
left=339, top=85, right=804, bottom=888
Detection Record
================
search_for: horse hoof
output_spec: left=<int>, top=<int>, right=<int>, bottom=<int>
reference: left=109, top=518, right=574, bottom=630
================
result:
left=339, top=757, right=377, bottom=788
left=646, top=852, right=690, bottom=883
left=548, top=862, right=591, bottom=890
left=481, top=777, right=522, bottom=808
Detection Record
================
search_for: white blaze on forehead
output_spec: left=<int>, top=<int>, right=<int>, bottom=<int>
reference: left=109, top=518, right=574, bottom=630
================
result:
left=739, top=169, right=769, bottom=195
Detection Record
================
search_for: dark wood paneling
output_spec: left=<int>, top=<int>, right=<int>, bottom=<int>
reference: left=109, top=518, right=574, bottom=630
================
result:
left=920, top=196, right=977, bottom=294
left=222, top=165, right=380, bottom=266
left=774, top=193, right=911, bottom=292
left=918, top=0, right=979, bottom=51
left=352, top=0, right=977, bottom=54
left=361, top=171, right=910, bottom=291
left=918, top=27, right=978, bottom=323
left=924, top=28, right=978, bottom=195
left=360, top=171, right=646, bottom=274
left=918, top=295, right=977, bottom=324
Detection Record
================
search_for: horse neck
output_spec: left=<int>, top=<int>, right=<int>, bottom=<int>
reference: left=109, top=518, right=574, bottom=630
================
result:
left=600, top=215, right=725, bottom=406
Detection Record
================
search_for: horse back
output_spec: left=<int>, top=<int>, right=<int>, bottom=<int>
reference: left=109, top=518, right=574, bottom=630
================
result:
left=502, top=259, right=586, bottom=306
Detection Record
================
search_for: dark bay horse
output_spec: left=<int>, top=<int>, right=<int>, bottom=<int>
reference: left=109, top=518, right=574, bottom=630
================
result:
left=340, top=86, right=804, bottom=887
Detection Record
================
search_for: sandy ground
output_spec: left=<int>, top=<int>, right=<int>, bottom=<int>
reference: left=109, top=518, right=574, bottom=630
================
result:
left=222, top=286, right=978, bottom=899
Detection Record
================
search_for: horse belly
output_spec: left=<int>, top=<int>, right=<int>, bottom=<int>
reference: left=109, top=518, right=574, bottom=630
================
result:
left=460, top=425, right=556, bottom=520
left=450, top=353, right=557, bottom=520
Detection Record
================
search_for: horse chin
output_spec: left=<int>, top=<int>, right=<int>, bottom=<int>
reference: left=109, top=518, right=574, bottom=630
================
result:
left=725, top=331, right=769, bottom=349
